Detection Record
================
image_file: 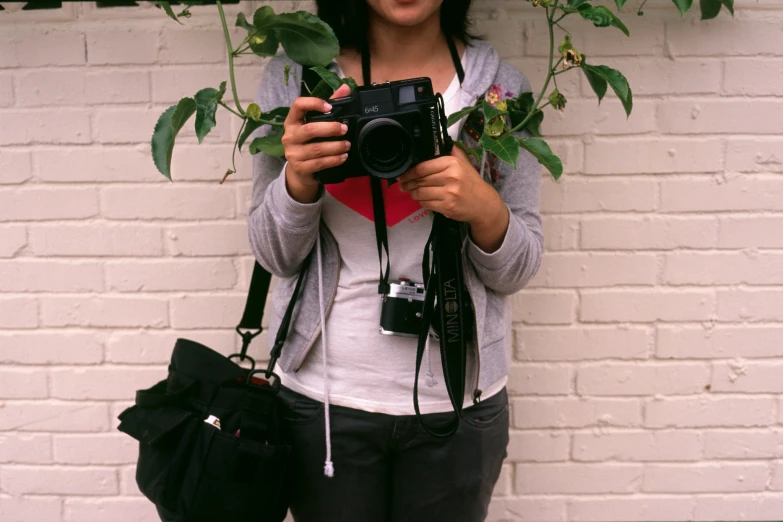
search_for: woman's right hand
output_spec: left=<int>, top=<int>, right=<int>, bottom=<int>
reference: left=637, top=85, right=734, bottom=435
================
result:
left=282, top=83, right=352, bottom=203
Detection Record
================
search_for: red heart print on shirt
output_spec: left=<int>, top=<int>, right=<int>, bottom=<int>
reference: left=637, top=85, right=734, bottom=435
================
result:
left=324, top=176, right=424, bottom=226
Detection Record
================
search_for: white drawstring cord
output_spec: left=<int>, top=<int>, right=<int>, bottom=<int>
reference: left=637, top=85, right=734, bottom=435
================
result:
left=316, top=232, right=334, bottom=478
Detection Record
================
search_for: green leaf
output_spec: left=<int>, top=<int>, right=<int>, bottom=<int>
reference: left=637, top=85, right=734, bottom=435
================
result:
left=252, top=5, right=275, bottom=26
left=510, top=92, right=544, bottom=137
left=582, top=64, right=633, bottom=117
left=239, top=121, right=262, bottom=152
left=700, top=0, right=721, bottom=19
left=341, top=76, right=358, bottom=93
left=672, top=0, right=693, bottom=15
left=510, top=109, right=544, bottom=137
left=235, top=10, right=279, bottom=57
left=249, top=131, right=284, bottom=157
left=263, top=106, right=290, bottom=121
left=453, top=139, right=482, bottom=163
left=154, top=1, right=182, bottom=24
left=235, top=11, right=254, bottom=31
left=151, top=97, right=196, bottom=180
left=614, top=0, right=629, bottom=10
left=482, top=100, right=507, bottom=121
left=256, top=11, right=340, bottom=67
left=307, top=66, right=343, bottom=99
left=514, top=92, right=535, bottom=112
left=193, top=81, right=226, bottom=144
left=447, top=104, right=480, bottom=128
left=582, top=65, right=608, bottom=102
left=700, top=0, right=733, bottom=19
left=253, top=32, right=279, bottom=56
left=479, top=133, right=520, bottom=170
left=238, top=107, right=288, bottom=152
left=578, top=5, right=630, bottom=36
left=250, top=6, right=279, bottom=55
left=518, top=137, right=564, bottom=180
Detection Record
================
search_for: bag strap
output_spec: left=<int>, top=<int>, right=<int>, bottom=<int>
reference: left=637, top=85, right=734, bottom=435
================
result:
left=233, top=65, right=323, bottom=373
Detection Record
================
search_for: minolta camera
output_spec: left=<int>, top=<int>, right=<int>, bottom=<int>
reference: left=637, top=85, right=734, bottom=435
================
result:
left=380, top=279, right=426, bottom=337
left=305, top=77, right=451, bottom=184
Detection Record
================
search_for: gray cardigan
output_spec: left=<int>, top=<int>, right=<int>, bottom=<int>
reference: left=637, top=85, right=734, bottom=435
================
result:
left=247, top=40, right=543, bottom=403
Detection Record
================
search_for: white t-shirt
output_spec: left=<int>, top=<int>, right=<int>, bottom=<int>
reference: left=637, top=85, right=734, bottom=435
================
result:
left=279, top=55, right=507, bottom=415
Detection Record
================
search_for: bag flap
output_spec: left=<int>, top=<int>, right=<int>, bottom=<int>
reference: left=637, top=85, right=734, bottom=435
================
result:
left=171, top=338, right=246, bottom=386
left=117, top=405, right=194, bottom=445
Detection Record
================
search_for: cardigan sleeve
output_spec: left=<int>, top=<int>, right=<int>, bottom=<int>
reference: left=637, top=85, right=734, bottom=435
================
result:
left=247, top=57, right=325, bottom=278
left=465, top=61, right=544, bottom=295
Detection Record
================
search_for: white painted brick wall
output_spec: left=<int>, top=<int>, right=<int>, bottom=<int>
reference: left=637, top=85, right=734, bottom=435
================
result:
left=1, top=1, right=782, bottom=520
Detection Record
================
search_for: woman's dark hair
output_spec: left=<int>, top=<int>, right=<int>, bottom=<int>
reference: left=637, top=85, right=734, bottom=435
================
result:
left=315, top=0, right=480, bottom=50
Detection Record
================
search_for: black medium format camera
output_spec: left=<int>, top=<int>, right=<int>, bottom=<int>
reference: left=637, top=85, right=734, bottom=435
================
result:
left=305, top=77, right=451, bottom=184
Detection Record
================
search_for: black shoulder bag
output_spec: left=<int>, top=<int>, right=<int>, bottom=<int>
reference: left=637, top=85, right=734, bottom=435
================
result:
left=114, top=68, right=323, bottom=521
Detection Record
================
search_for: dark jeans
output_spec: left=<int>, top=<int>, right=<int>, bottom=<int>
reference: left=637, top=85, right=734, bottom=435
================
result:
left=277, top=385, right=510, bottom=522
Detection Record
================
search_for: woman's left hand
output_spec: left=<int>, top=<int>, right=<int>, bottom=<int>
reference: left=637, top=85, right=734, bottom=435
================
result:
left=397, top=146, right=503, bottom=227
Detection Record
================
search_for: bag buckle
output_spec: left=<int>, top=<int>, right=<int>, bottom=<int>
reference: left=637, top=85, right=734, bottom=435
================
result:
left=245, top=369, right=281, bottom=393
left=229, top=326, right=263, bottom=370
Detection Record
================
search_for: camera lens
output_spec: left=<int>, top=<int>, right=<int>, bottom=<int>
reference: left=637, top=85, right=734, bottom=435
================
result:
left=358, top=118, right=413, bottom=179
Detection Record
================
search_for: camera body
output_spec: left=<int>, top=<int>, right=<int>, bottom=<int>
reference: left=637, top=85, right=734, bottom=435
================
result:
left=305, top=77, right=449, bottom=184
left=380, top=279, right=426, bottom=337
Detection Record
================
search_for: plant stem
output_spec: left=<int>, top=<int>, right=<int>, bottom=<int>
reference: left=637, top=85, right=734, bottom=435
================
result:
left=509, top=5, right=557, bottom=134
left=218, top=101, right=241, bottom=117
left=230, top=117, right=246, bottom=174
left=217, top=1, right=244, bottom=116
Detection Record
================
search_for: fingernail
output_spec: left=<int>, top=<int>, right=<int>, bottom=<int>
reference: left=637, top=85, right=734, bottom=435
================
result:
left=340, top=124, right=348, bottom=134
left=323, top=102, right=332, bottom=111
left=340, top=153, right=348, bottom=161
left=344, top=141, right=351, bottom=150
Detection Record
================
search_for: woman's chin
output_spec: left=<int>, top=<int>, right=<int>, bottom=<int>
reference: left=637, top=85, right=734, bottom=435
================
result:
left=382, top=8, right=433, bottom=27
left=371, top=0, right=442, bottom=27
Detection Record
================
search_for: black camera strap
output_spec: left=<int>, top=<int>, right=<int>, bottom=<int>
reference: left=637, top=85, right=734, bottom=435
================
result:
left=360, top=51, right=393, bottom=295
left=371, top=178, right=391, bottom=295
left=362, top=38, right=464, bottom=297
left=361, top=36, right=471, bottom=437
left=413, top=212, right=468, bottom=436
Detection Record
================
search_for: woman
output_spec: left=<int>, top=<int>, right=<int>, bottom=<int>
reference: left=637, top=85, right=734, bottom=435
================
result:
left=248, top=0, right=543, bottom=520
